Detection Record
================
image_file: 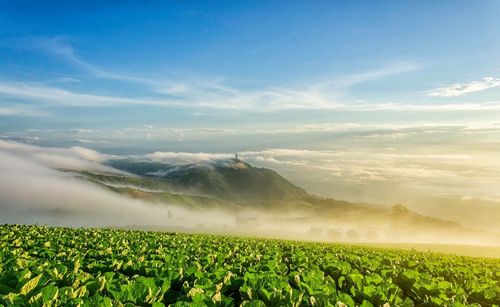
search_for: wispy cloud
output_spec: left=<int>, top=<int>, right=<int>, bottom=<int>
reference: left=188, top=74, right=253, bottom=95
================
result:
left=0, top=82, right=178, bottom=107
left=105, top=140, right=500, bottom=202
left=427, top=77, right=500, bottom=97
left=0, top=140, right=112, bottom=170
left=315, top=61, right=423, bottom=90
left=0, top=105, right=49, bottom=117
left=6, top=121, right=500, bottom=147
left=26, top=37, right=151, bottom=84
left=14, top=38, right=500, bottom=112
left=354, top=101, right=500, bottom=111
left=9, top=80, right=498, bottom=111
left=4, top=37, right=499, bottom=114
left=3, top=37, right=425, bottom=111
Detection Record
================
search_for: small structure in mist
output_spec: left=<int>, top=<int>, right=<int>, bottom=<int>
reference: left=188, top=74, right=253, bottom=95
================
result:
left=234, top=213, right=259, bottom=226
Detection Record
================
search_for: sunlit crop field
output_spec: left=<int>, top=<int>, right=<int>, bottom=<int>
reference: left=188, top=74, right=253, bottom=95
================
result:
left=1, top=225, right=499, bottom=306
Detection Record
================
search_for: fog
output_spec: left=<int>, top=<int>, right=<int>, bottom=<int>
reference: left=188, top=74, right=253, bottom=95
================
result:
left=1, top=140, right=498, bottom=247
left=0, top=141, right=234, bottom=228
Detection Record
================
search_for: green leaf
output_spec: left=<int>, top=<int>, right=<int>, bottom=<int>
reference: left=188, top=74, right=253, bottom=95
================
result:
left=71, top=285, right=87, bottom=298
left=28, top=292, right=42, bottom=305
left=19, top=274, right=43, bottom=295
left=337, top=292, right=355, bottom=306
left=41, top=285, right=59, bottom=302
left=360, top=300, right=375, bottom=307
left=3, top=292, right=27, bottom=305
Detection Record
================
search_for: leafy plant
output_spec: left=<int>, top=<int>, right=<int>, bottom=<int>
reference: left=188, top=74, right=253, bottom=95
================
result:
left=0, top=224, right=498, bottom=306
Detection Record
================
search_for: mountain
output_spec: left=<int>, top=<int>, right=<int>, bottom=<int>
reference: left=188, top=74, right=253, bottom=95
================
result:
left=65, top=158, right=500, bottom=245
left=107, top=158, right=309, bottom=202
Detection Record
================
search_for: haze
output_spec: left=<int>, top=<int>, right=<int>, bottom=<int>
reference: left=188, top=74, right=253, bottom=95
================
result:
left=1, top=2, right=499, bottom=246
left=0, top=140, right=498, bottom=247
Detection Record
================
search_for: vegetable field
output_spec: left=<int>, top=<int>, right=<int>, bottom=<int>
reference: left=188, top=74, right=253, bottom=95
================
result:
left=0, top=225, right=499, bottom=306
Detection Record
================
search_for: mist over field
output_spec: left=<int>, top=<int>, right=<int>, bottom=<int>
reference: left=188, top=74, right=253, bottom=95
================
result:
left=1, top=1, right=500, bottom=251
left=1, top=140, right=498, bottom=247
left=5, top=123, right=500, bottom=234
left=0, top=141, right=232, bottom=228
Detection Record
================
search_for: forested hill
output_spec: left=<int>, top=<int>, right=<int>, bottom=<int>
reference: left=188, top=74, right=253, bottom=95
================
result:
left=108, top=158, right=309, bottom=202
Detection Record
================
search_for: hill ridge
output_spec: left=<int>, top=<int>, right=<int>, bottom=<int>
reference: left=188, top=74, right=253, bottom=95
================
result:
left=107, top=158, right=309, bottom=202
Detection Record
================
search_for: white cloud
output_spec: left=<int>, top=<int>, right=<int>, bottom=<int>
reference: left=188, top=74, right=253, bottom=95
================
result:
left=0, top=105, right=49, bottom=116
left=144, top=151, right=233, bottom=164
left=2, top=140, right=500, bottom=233
left=8, top=122, right=500, bottom=147
left=0, top=82, right=175, bottom=107
left=136, top=144, right=500, bottom=205
left=0, top=145, right=237, bottom=228
left=253, top=122, right=500, bottom=136
left=6, top=80, right=499, bottom=111
left=4, top=37, right=427, bottom=111
left=6, top=38, right=500, bottom=112
left=427, top=77, right=500, bottom=97
left=74, top=139, right=95, bottom=144
left=345, top=101, right=500, bottom=111
left=10, top=80, right=500, bottom=111
left=27, top=37, right=150, bottom=84
left=241, top=148, right=500, bottom=196
left=315, top=61, right=423, bottom=89
left=0, top=140, right=113, bottom=170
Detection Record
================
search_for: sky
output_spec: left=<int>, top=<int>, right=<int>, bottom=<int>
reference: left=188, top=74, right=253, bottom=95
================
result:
left=1, top=0, right=500, bottom=215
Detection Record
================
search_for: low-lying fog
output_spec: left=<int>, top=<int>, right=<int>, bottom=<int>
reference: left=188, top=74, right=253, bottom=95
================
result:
left=1, top=140, right=498, bottom=247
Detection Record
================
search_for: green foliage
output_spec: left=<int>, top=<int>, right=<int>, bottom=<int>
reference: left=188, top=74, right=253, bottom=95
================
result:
left=0, top=224, right=498, bottom=306
left=108, top=159, right=309, bottom=202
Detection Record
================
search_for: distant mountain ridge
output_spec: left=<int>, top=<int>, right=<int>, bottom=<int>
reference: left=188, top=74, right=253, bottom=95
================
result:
left=108, top=158, right=309, bottom=202
left=64, top=158, right=500, bottom=245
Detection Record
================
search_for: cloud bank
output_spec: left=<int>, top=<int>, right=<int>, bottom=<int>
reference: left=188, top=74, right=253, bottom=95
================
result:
left=110, top=124, right=500, bottom=234
left=0, top=140, right=111, bottom=171
left=0, top=140, right=498, bottom=245
left=428, top=77, right=500, bottom=97
left=0, top=141, right=235, bottom=228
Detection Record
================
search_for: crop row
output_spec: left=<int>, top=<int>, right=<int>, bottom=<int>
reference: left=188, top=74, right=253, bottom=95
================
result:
left=0, top=225, right=499, bottom=306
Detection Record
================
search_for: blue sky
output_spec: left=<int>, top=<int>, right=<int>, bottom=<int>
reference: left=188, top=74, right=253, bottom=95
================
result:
left=1, top=1, right=500, bottom=210
left=0, top=0, right=500, bottom=151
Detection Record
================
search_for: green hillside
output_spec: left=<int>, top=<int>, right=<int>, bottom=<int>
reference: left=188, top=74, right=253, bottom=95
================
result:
left=108, top=159, right=309, bottom=202
left=65, top=161, right=500, bottom=246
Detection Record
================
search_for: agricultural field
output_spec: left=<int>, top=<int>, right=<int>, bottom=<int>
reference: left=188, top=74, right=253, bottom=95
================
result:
left=0, top=225, right=499, bottom=306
